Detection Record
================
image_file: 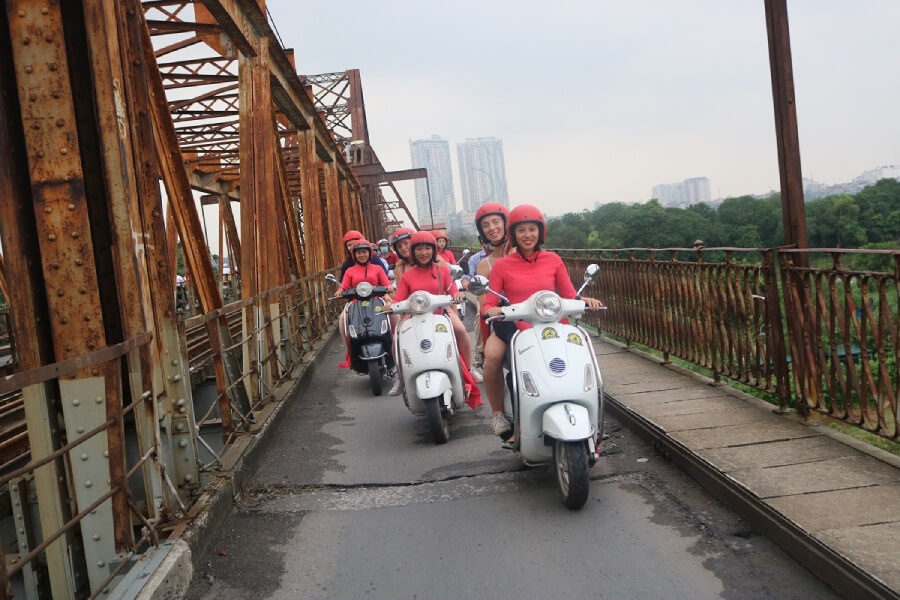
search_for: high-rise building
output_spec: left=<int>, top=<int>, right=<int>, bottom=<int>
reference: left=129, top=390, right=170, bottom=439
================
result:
left=409, top=136, right=456, bottom=227
left=652, top=177, right=711, bottom=208
left=457, top=137, right=509, bottom=213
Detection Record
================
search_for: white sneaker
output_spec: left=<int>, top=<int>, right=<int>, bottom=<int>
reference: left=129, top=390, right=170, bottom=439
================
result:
left=491, top=412, right=511, bottom=436
left=388, top=377, right=403, bottom=396
left=471, top=367, right=483, bottom=383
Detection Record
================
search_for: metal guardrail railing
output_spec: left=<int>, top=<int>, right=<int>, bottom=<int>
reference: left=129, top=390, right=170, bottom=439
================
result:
left=0, top=268, right=340, bottom=599
left=454, top=245, right=899, bottom=443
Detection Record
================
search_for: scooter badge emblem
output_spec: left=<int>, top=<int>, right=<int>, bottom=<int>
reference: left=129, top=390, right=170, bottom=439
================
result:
left=361, top=301, right=370, bottom=307
left=541, top=327, right=559, bottom=340
left=435, top=323, right=448, bottom=333
left=567, top=333, right=583, bottom=346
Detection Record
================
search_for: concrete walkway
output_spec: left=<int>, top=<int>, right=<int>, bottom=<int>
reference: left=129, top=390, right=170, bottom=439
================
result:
left=593, top=335, right=900, bottom=600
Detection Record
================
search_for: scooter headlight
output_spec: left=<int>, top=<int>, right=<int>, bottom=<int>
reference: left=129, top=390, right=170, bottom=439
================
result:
left=408, top=291, right=430, bottom=315
left=534, top=291, right=562, bottom=321
left=355, top=282, right=374, bottom=298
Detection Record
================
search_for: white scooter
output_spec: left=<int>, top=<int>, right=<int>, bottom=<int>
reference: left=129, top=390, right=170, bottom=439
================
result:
left=382, top=266, right=470, bottom=444
left=469, top=264, right=604, bottom=509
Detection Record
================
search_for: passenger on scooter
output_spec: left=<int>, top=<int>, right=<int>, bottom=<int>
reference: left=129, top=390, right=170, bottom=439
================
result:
left=335, top=239, right=393, bottom=368
left=390, top=231, right=476, bottom=396
left=481, top=204, right=604, bottom=437
left=377, top=238, right=398, bottom=270
left=471, top=202, right=512, bottom=379
left=433, top=231, right=457, bottom=265
left=340, top=230, right=389, bottom=281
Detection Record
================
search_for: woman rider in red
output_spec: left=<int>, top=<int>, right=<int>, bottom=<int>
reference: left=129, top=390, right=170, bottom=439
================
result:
left=391, top=231, right=481, bottom=407
left=433, top=231, right=457, bottom=265
left=335, top=238, right=393, bottom=367
left=481, top=205, right=603, bottom=439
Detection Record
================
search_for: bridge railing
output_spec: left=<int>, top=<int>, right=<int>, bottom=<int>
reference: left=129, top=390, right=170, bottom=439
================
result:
left=0, top=268, right=341, bottom=598
left=457, top=245, right=899, bottom=443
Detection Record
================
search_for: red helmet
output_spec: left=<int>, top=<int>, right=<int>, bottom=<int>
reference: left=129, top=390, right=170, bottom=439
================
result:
left=343, top=229, right=364, bottom=244
left=507, top=204, right=547, bottom=246
left=390, top=227, right=415, bottom=253
left=475, top=202, right=509, bottom=245
left=433, top=231, right=450, bottom=246
left=409, top=231, right=438, bottom=264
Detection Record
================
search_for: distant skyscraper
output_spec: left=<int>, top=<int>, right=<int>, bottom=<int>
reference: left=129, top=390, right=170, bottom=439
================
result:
left=457, top=137, right=509, bottom=213
left=409, top=136, right=456, bottom=226
left=652, top=177, right=711, bottom=208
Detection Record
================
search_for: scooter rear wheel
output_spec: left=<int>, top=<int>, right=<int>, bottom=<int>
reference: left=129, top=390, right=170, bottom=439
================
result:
left=423, top=397, right=450, bottom=444
left=368, top=360, right=383, bottom=396
left=554, top=440, right=590, bottom=509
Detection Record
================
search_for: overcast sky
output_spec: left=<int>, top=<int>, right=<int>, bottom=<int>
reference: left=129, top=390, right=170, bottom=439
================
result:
left=269, top=1, right=899, bottom=222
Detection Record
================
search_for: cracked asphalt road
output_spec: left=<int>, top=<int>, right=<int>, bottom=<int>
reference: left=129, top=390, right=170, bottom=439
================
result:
left=186, top=334, right=840, bottom=600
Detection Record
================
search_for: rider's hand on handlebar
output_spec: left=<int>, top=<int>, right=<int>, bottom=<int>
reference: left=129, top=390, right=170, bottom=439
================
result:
left=582, top=296, right=604, bottom=310
left=483, top=307, right=504, bottom=320
left=452, top=291, right=466, bottom=302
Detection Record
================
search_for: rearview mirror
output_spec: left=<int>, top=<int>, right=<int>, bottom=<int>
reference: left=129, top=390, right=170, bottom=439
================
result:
left=467, top=275, right=489, bottom=296
left=583, top=264, right=600, bottom=284
left=449, top=265, right=464, bottom=280
left=325, top=274, right=339, bottom=285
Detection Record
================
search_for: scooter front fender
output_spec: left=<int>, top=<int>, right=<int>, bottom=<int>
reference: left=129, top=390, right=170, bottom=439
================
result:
left=415, top=371, right=452, bottom=402
left=543, top=402, right=593, bottom=441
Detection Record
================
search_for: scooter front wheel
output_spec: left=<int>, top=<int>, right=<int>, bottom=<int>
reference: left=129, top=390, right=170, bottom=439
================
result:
left=368, top=360, right=383, bottom=396
left=554, top=440, right=590, bottom=509
left=423, top=397, right=450, bottom=444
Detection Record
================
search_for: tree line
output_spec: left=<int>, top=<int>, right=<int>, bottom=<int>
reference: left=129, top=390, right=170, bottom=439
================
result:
left=542, top=178, right=900, bottom=253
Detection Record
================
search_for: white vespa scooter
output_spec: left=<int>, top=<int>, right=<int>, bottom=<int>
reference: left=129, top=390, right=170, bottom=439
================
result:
left=469, top=264, right=604, bottom=509
left=382, top=266, right=470, bottom=444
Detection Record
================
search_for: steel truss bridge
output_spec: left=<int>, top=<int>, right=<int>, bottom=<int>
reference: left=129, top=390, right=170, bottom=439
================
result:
left=0, top=1, right=423, bottom=597
left=0, top=1, right=898, bottom=599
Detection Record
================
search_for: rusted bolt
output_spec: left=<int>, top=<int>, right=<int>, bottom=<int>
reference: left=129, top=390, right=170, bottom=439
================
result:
left=68, top=203, right=75, bottom=210
left=152, top=209, right=161, bottom=217
left=56, top=289, right=63, bottom=296
left=37, top=150, right=44, bottom=157
left=83, top=314, right=91, bottom=321
left=24, top=65, right=32, bottom=73
left=139, top=109, right=147, bottom=116
left=56, top=119, right=64, bottom=127
left=75, top=258, right=83, bottom=265
left=65, top=343, right=72, bottom=351
left=48, top=233, right=56, bottom=241
left=32, top=123, right=40, bottom=130
left=79, top=286, right=86, bottom=293
left=52, top=262, right=60, bottom=269
left=72, top=399, right=80, bottom=406
left=17, top=10, right=24, bottom=16
left=48, top=63, right=57, bottom=71
left=28, top=93, right=37, bottom=101
left=51, top=91, right=60, bottom=99
left=44, top=206, right=51, bottom=213
left=133, top=59, right=141, bottom=66
left=71, top=231, right=79, bottom=238
left=87, top=342, right=95, bottom=349
left=22, top=37, right=30, bottom=45
left=44, top=36, right=52, bottom=43
left=60, top=316, right=68, bottom=324
left=157, top=259, right=165, bottom=267
left=91, top=368, right=99, bottom=375
left=60, top=148, right=68, bottom=155
left=41, top=7, right=48, bottom=15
